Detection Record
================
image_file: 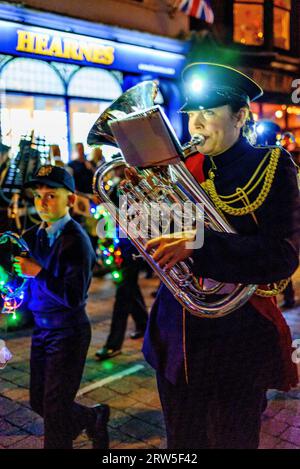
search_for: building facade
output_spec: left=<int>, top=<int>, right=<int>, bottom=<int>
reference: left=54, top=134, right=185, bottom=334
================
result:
left=1, top=0, right=300, bottom=157
left=189, top=0, right=300, bottom=150
left=0, top=1, right=189, bottom=161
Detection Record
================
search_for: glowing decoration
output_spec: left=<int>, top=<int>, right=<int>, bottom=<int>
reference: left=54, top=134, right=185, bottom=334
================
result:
left=96, top=237, right=124, bottom=282
left=281, top=131, right=296, bottom=152
left=256, top=123, right=265, bottom=135
left=91, top=204, right=123, bottom=281
left=112, top=270, right=123, bottom=283
left=0, top=231, right=29, bottom=315
left=275, top=110, right=283, bottom=119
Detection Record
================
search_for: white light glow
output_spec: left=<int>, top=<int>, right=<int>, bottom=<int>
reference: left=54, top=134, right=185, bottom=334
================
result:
left=190, top=79, right=205, bottom=93
left=256, top=124, right=265, bottom=135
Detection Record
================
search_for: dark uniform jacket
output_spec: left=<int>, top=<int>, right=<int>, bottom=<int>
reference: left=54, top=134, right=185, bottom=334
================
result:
left=23, top=218, right=96, bottom=329
left=143, top=136, right=300, bottom=392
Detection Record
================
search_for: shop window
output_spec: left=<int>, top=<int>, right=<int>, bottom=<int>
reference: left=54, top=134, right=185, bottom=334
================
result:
left=1, top=94, right=68, bottom=161
left=68, top=67, right=122, bottom=100
left=0, top=58, right=65, bottom=94
left=233, top=1, right=264, bottom=46
left=69, top=99, right=110, bottom=157
left=273, top=0, right=291, bottom=50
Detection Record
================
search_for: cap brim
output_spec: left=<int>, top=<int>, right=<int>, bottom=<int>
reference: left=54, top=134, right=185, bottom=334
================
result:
left=179, top=95, right=233, bottom=112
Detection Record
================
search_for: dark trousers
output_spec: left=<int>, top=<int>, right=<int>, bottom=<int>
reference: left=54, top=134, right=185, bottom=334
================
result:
left=106, top=260, right=148, bottom=350
left=30, top=323, right=95, bottom=449
left=157, top=372, right=266, bottom=449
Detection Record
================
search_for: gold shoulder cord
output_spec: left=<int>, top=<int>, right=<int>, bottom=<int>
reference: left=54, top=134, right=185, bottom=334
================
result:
left=201, top=147, right=290, bottom=297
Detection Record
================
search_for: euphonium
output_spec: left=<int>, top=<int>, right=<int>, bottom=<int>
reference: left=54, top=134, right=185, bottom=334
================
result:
left=88, top=81, right=257, bottom=318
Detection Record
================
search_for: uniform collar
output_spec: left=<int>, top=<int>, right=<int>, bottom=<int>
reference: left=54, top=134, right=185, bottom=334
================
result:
left=39, top=212, right=71, bottom=243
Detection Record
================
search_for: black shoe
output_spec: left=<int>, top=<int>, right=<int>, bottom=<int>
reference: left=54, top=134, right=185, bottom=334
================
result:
left=95, top=346, right=121, bottom=361
left=86, top=404, right=110, bottom=449
left=130, top=330, right=145, bottom=340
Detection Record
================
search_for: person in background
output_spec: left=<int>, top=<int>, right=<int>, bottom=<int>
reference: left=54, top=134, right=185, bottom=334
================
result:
left=67, top=142, right=95, bottom=195
left=49, top=144, right=64, bottom=167
left=90, top=147, right=104, bottom=170
left=280, top=132, right=299, bottom=309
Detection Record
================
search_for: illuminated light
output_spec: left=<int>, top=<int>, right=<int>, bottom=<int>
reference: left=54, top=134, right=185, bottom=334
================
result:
left=103, top=250, right=109, bottom=255
left=240, top=38, right=246, bottom=44
left=257, top=32, right=264, bottom=38
left=115, top=250, right=121, bottom=256
left=281, top=105, right=287, bottom=110
left=275, top=110, right=283, bottom=118
left=256, top=124, right=265, bottom=135
left=105, top=185, right=110, bottom=191
left=112, top=270, right=123, bottom=282
left=105, top=259, right=112, bottom=265
left=276, top=141, right=281, bottom=146
left=287, top=106, right=300, bottom=115
left=91, top=208, right=96, bottom=214
left=102, top=361, right=114, bottom=370
left=107, top=180, right=113, bottom=186
left=252, top=113, right=258, bottom=121
left=190, top=78, right=205, bottom=93
left=108, top=247, right=114, bottom=253
left=114, top=238, right=120, bottom=244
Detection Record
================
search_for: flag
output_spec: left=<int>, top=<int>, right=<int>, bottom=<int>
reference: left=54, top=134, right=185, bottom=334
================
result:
left=178, top=0, right=214, bottom=23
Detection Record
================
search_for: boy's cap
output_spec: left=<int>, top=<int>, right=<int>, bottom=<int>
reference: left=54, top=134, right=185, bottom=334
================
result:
left=24, top=165, right=75, bottom=193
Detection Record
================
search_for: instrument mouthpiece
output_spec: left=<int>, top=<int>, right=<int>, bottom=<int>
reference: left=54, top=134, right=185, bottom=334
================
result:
left=191, top=134, right=205, bottom=146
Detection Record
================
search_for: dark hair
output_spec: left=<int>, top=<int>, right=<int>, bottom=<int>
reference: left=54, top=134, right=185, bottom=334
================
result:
left=228, top=100, right=256, bottom=145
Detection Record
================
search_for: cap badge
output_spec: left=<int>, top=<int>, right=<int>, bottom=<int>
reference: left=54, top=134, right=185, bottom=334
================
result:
left=37, top=166, right=53, bottom=177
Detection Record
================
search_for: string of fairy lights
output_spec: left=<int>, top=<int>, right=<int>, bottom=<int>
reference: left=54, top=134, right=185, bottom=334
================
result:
left=91, top=205, right=124, bottom=283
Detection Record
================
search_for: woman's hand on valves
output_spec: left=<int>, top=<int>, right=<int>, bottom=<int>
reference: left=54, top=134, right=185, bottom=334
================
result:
left=145, top=230, right=196, bottom=270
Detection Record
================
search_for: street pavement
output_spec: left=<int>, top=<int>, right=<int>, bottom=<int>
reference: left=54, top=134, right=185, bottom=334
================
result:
left=0, top=268, right=300, bottom=450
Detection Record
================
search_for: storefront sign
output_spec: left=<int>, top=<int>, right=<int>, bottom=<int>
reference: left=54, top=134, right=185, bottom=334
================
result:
left=0, top=20, right=185, bottom=77
left=16, top=29, right=115, bottom=65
